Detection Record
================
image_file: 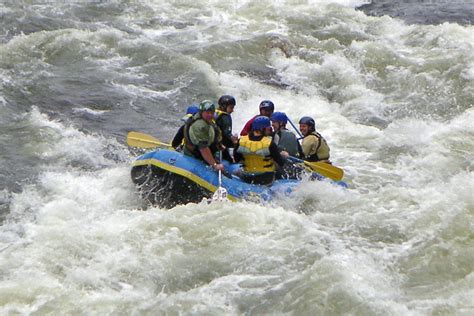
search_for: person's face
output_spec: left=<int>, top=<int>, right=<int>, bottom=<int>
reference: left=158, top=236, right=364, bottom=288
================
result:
left=201, top=110, right=214, bottom=122
left=226, top=105, right=235, bottom=114
left=271, top=120, right=280, bottom=131
left=260, top=108, right=273, bottom=117
left=263, top=126, right=273, bottom=136
left=300, top=123, right=310, bottom=136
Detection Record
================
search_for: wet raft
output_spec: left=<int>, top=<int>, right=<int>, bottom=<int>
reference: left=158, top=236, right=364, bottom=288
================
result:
left=131, top=149, right=345, bottom=208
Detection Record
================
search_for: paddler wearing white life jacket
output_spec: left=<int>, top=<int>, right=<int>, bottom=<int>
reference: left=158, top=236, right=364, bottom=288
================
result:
left=299, top=116, right=331, bottom=163
left=215, top=95, right=238, bottom=162
left=183, top=100, right=225, bottom=172
left=270, top=111, right=303, bottom=158
left=234, top=116, right=287, bottom=185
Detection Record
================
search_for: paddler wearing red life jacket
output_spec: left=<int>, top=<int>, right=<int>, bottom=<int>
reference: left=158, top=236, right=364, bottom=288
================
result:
left=240, top=100, right=275, bottom=136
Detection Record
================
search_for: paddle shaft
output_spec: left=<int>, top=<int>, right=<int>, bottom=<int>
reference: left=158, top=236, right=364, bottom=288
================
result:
left=287, top=118, right=303, bottom=139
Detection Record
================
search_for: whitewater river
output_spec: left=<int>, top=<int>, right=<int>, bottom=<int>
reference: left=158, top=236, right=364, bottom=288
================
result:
left=1, top=1, right=473, bottom=314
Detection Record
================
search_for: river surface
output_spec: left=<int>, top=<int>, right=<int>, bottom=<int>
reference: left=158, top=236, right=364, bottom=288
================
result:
left=1, top=1, right=473, bottom=314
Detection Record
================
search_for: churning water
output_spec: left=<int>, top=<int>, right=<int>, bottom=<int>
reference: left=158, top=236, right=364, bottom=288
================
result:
left=1, top=1, right=473, bottom=314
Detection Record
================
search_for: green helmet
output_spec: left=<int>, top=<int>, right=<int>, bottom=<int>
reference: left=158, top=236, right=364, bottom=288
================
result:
left=199, top=100, right=215, bottom=112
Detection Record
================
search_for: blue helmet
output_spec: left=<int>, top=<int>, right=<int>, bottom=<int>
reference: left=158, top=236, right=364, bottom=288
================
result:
left=270, top=112, right=288, bottom=124
left=181, top=104, right=199, bottom=121
left=252, top=116, right=272, bottom=131
left=259, top=100, right=274, bottom=112
left=299, top=116, right=315, bottom=129
left=186, top=105, right=199, bottom=115
left=199, top=100, right=215, bottom=112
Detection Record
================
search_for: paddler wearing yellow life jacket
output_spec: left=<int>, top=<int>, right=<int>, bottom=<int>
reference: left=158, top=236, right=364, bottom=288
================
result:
left=298, top=116, right=331, bottom=163
left=234, top=116, right=287, bottom=185
left=183, top=100, right=225, bottom=172
left=215, top=95, right=238, bottom=162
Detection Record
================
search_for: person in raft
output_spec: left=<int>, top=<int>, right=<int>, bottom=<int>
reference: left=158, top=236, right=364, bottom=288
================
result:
left=171, top=104, right=199, bottom=149
left=183, top=100, right=225, bottom=172
left=270, top=111, right=303, bottom=158
left=233, top=116, right=287, bottom=185
left=214, top=95, right=238, bottom=162
left=239, top=100, right=275, bottom=136
left=299, top=116, right=331, bottom=163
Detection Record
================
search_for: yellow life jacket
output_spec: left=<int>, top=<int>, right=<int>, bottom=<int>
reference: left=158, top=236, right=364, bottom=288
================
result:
left=237, top=135, right=275, bottom=173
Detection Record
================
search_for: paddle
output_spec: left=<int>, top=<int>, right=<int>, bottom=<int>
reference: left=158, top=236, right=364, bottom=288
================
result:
left=126, top=131, right=174, bottom=149
left=212, top=151, right=228, bottom=201
left=287, top=156, right=344, bottom=181
left=287, top=117, right=304, bottom=139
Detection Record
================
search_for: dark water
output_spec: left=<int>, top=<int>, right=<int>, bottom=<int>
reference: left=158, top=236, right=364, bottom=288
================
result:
left=357, top=0, right=474, bottom=25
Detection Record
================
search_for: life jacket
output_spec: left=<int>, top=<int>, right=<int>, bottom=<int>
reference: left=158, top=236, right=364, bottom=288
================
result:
left=215, top=110, right=234, bottom=136
left=183, top=113, right=220, bottom=159
left=276, top=129, right=299, bottom=157
left=304, top=131, right=330, bottom=162
left=237, top=135, right=275, bottom=173
left=215, top=109, right=228, bottom=120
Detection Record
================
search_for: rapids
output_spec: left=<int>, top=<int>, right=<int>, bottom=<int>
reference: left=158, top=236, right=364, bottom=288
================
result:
left=1, top=1, right=473, bottom=314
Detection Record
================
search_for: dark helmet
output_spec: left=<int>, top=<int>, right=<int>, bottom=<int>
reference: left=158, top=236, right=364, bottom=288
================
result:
left=199, top=100, right=215, bottom=112
left=218, top=95, right=236, bottom=109
left=251, top=116, right=272, bottom=131
left=270, top=112, right=288, bottom=124
left=299, top=116, right=315, bottom=129
left=259, top=100, right=274, bottom=112
left=186, top=105, right=199, bottom=115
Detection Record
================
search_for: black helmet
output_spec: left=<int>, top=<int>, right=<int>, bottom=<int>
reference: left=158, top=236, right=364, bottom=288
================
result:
left=259, top=100, right=274, bottom=112
left=299, top=116, right=315, bottom=130
left=218, top=95, right=236, bottom=109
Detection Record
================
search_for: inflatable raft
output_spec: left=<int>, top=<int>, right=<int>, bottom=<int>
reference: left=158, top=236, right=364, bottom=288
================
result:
left=131, top=149, right=346, bottom=208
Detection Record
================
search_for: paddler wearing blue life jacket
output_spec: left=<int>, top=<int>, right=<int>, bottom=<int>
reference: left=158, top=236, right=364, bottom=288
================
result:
left=215, top=95, right=238, bottom=162
left=234, top=116, right=287, bottom=185
left=171, top=104, right=199, bottom=149
left=299, top=116, right=331, bottom=163
left=270, top=111, right=304, bottom=158
left=183, top=100, right=225, bottom=172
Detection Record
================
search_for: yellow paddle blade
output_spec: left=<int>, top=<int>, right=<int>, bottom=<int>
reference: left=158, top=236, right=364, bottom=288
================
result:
left=126, top=131, right=173, bottom=149
left=303, top=161, right=344, bottom=181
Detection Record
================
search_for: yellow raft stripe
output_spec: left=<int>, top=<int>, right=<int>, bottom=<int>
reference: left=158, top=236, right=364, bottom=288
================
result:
left=132, top=158, right=239, bottom=202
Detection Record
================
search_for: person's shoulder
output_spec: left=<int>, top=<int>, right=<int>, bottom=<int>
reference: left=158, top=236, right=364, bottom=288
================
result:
left=303, top=134, right=318, bottom=143
left=189, top=118, right=208, bottom=130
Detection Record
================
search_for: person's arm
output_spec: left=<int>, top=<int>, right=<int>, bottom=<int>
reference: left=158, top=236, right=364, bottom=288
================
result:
left=219, top=116, right=234, bottom=148
left=171, top=125, right=185, bottom=148
left=240, top=116, right=255, bottom=136
left=233, top=143, right=243, bottom=163
left=189, top=121, right=224, bottom=171
left=269, top=142, right=286, bottom=167
left=199, top=147, right=224, bottom=171
left=297, top=141, right=304, bottom=159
